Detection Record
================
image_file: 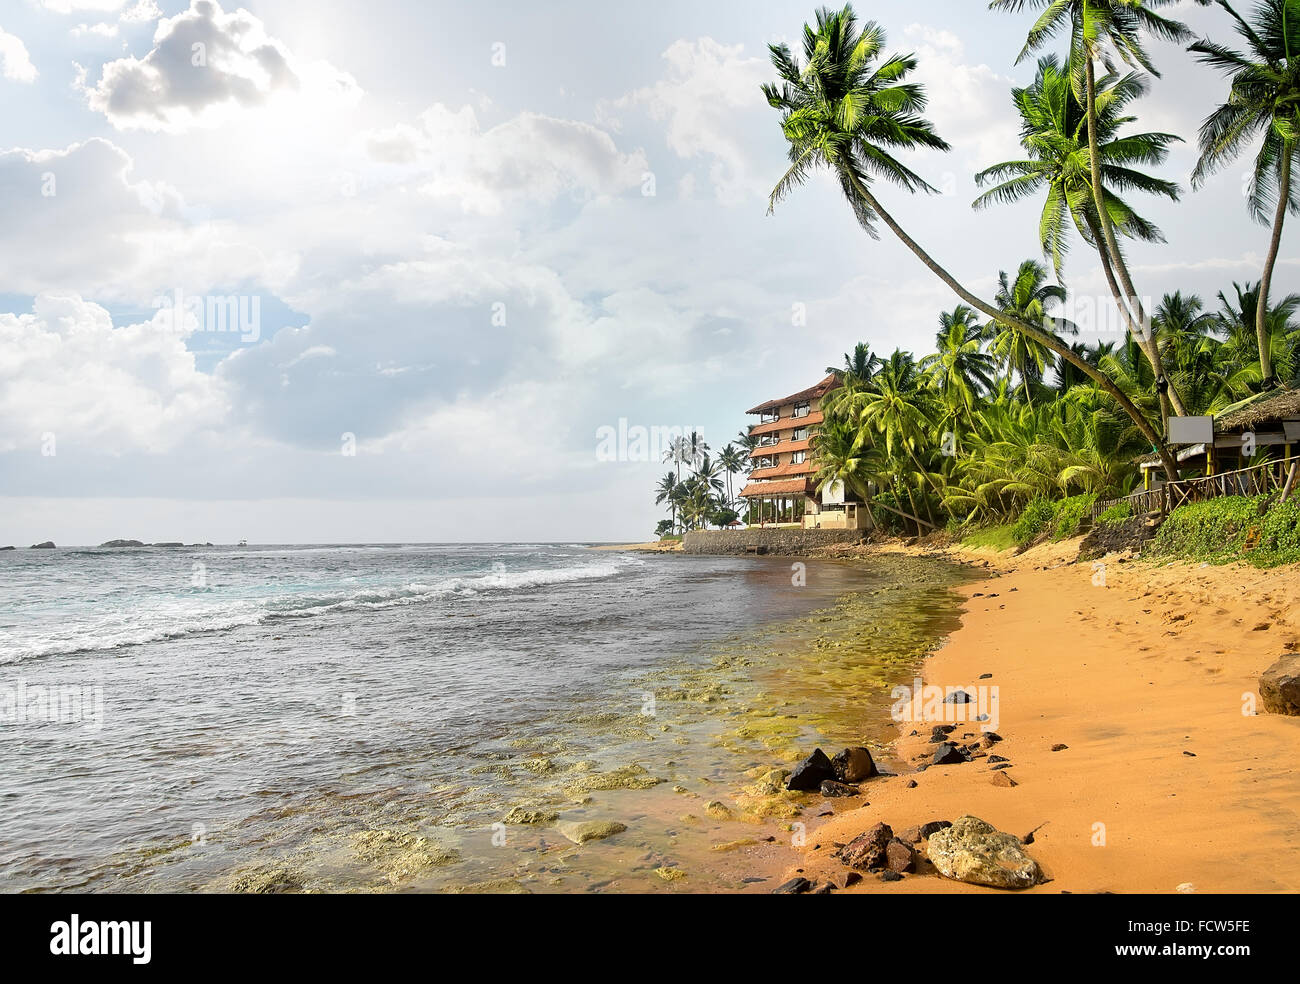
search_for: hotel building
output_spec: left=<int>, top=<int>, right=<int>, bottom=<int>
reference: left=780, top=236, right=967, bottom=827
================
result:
left=739, top=373, right=872, bottom=530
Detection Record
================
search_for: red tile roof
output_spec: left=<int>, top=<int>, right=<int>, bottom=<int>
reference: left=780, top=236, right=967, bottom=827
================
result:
left=740, top=479, right=814, bottom=498
left=746, top=374, right=840, bottom=415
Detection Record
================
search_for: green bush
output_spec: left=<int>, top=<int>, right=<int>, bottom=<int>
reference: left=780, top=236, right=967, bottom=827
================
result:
left=1149, top=496, right=1259, bottom=562
left=1096, top=501, right=1132, bottom=527
left=1011, top=497, right=1056, bottom=549
left=1050, top=493, right=1097, bottom=541
left=1254, top=496, right=1300, bottom=565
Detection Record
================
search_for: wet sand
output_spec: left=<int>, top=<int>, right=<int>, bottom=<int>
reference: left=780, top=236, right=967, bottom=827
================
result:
left=768, top=538, right=1300, bottom=894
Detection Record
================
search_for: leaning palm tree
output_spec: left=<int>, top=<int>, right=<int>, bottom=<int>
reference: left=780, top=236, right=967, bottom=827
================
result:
left=764, top=4, right=1179, bottom=478
left=1190, top=0, right=1300, bottom=388
left=973, top=54, right=1185, bottom=417
left=990, top=0, right=1209, bottom=388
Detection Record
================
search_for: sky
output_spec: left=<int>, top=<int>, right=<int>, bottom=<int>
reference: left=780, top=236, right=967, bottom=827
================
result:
left=0, top=0, right=1289, bottom=545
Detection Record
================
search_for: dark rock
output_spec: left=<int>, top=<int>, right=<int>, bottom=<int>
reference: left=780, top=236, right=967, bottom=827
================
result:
left=772, top=877, right=812, bottom=895
left=0, top=545, right=15, bottom=551
left=786, top=748, right=836, bottom=791
left=811, top=882, right=834, bottom=894
left=932, top=742, right=969, bottom=766
left=831, top=746, right=878, bottom=783
left=99, top=539, right=144, bottom=548
left=885, top=838, right=916, bottom=873
left=931, top=724, right=956, bottom=736
left=988, top=754, right=1009, bottom=763
left=819, top=780, right=860, bottom=798
left=1260, top=654, right=1300, bottom=716
left=1183, top=750, right=1196, bottom=757
left=151, top=542, right=184, bottom=548
left=905, top=779, right=918, bottom=789
left=1051, top=743, right=1069, bottom=752
left=29, top=541, right=55, bottom=549
left=918, top=820, right=952, bottom=839
left=982, top=731, right=1003, bottom=743
left=979, top=673, right=993, bottom=679
left=990, top=763, right=1013, bottom=771
left=879, top=870, right=903, bottom=882
left=899, top=825, right=921, bottom=844
left=843, top=871, right=862, bottom=888
left=836, top=822, right=893, bottom=871
left=945, top=690, right=975, bottom=704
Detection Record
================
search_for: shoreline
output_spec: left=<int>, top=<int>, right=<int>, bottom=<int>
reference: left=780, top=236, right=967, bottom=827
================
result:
left=756, top=536, right=1300, bottom=893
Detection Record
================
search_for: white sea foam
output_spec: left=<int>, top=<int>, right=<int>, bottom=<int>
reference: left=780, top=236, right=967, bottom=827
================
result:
left=0, top=557, right=631, bottom=664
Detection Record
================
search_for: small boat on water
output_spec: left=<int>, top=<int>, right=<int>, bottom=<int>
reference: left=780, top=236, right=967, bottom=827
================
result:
left=238, top=539, right=248, bottom=547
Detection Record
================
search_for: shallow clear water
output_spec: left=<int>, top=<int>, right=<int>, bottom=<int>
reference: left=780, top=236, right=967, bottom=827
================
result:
left=0, top=543, right=967, bottom=893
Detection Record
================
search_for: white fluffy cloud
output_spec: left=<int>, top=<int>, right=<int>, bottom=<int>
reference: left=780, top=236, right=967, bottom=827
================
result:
left=365, top=105, right=649, bottom=215
left=602, top=38, right=772, bottom=205
left=0, top=293, right=229, bottom=454
left=84, top=0, right=358, bottom=132
left=0, top=27, right=38, bottom=83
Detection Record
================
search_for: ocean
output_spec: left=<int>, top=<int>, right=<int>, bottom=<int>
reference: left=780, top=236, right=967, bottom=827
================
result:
left=0, top=543, right=968, bottom=893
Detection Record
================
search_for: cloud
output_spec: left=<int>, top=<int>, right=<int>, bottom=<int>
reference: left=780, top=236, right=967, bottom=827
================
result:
left=0, top=138, right=293, bottom=301
left=602, top=37, right=772, bottom=205
left=903, top=23, right=1022, bottom=175
left=0, top=27, right=38, bottom=83
left=84, top=0, right=358, bottom=132
left=365, top=105, right=648, bottom=215
left=0, top=293, right=229, bottom=454
left=71, top=22, right=119, bottom=39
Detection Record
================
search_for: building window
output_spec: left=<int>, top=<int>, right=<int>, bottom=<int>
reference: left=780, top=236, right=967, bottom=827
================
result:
left=760, top=411, right=779, bottom=424
left=790, top=451, right=806, bottom=464
left=792, top=427, right=808, bottom=442
left=759, top=434, right=779, bottom=447
left=793, top=401, right=811, bottom=419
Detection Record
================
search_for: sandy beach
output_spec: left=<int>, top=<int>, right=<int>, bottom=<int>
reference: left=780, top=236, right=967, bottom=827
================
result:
left=758, top=538, right=1300, bottom=894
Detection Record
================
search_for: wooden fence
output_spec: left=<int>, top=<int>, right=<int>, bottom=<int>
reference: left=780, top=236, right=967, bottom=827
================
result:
left=1092, top=458, right=1298, bottom=522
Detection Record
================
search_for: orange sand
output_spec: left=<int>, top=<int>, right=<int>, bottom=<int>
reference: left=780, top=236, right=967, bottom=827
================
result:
left=773, top=541, right=1300, bottom=894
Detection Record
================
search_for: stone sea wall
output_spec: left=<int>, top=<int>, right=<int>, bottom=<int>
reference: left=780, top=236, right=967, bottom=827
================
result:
left=681, top=529, right=866, bottom=556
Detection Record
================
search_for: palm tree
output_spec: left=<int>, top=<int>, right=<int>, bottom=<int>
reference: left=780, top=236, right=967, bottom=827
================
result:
left=717, top=443, right=748, bottom=506
left=654, top=472, right=681, bottom=533
left=683, top=430, right=710, bottom=474
left=1190, top=0, right=1300, bottom=388
left=990, top=0, right=1209, bottom=399
left=1215, top=281, right=1300, bottom=385
left=764, top=4, right=1179, bottom=479
left=921, top=305, right=998, bottom=423
left=973, top=53, right=1187, bottom=417
left=990, top=260, right=1075, bottom=405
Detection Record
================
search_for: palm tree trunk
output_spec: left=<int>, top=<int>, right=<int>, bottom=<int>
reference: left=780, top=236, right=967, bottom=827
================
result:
left=1083, top=56, right=1188, bottom=419
left=1083, top=210, right=1171, bottom=430
left=845, top=172, right=1181, bottom=482
left=1257, top=142, right=1292, bottom=389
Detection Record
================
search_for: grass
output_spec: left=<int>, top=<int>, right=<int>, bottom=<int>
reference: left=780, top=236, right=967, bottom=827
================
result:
left=961, top=524, right=1017, bottom=552
left=1050, top=493, right=1097, bottom=541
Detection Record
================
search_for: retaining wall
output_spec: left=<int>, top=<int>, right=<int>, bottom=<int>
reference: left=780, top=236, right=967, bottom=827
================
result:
left=681, top=528, right=866, bottom=556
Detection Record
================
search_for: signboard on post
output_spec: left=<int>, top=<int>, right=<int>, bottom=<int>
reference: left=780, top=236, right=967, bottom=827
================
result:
left=1168, top=416, right=1214, bottom=446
